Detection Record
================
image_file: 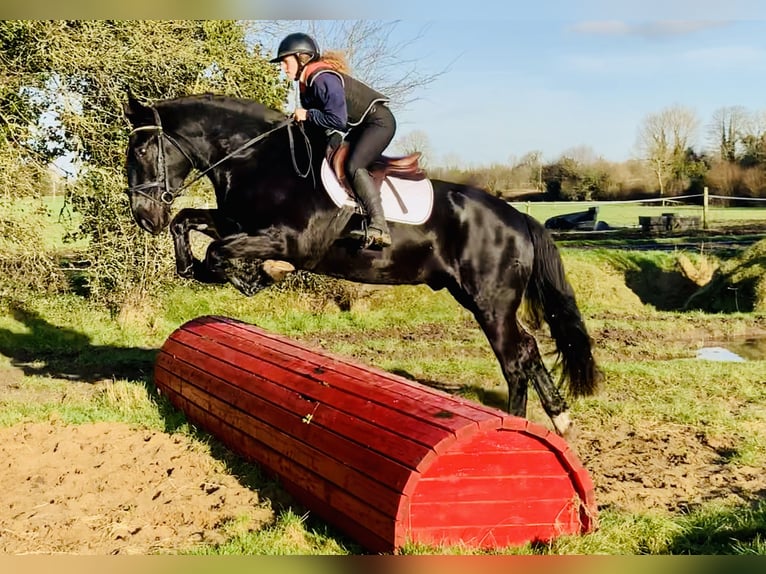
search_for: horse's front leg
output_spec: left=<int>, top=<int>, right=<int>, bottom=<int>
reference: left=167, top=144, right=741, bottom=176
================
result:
left=204, top=230, right=298, bottom=297
left=169, top=208, right=226, bottom=283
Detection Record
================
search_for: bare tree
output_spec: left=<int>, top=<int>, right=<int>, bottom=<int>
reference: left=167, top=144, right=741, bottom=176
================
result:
left=706, top=106, right=749, bottom=161
left=636, top=104, right=699, bottom=196
left=516, top=150, right=544, bottom=191
left=441, top=153, right=464, bottom=171
left=248, top=20, right=450, bottom=109
left=559, top=145, right=601, bottom=165
left=392, top=129, right=432, bottom=167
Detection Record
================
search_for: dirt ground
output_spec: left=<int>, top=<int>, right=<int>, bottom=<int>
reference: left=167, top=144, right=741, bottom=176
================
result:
left=0, top=419, right=273, bottom=555
left=1, top=394, right=764, bottom=555
left=571, top=422, right=765, bottom=514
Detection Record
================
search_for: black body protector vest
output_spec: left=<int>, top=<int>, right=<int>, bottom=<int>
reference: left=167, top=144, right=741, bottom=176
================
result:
left=306, top=66, right=390, bottom=129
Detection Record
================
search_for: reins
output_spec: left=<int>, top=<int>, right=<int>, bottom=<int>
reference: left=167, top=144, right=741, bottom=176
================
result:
left=127, top=108, right=306, bottom=205
left=287, top=120, right=314, bottom=183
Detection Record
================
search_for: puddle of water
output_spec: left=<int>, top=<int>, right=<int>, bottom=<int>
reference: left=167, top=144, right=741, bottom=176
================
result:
left=696, top=336, right=766, bottom=362
left=696, top=347, right=746, bottom=362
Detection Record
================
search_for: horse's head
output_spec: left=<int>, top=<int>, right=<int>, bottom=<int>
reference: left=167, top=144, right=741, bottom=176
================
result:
left=124, top=95, right=195, bottom=235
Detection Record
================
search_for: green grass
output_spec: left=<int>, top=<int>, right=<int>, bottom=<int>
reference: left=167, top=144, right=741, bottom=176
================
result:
left=581, top=359, right=766, bottom=427
left=187, top=510, right=358, bottom=555
left=0, top=378, right=168, bottom=429
left=542, top=502, right=766, bottom=555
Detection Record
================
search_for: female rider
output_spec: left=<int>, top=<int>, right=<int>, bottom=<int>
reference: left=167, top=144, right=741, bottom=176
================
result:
left=271, top=32, right=395, bottom=249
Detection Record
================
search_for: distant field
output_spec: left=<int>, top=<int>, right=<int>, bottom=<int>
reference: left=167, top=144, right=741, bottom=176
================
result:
left=509, top=200, right=766, bottom=229
left=7, top=194, right=84, bottom=251
left=11, top=195, right=765, bottom=258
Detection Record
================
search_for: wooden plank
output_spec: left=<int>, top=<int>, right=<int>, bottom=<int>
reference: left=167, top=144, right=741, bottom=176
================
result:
left=407, top=523, right=580, bottom=548
left=157, top=352, right=438, bottom=469
left=407, top=498, right=583, bottom=529
left=440, top=427, right=551, bottom=453
left=195, top=318, right=504, bottom=434
left=157, top=347, right=436, bottom=471
left=191, top=318, right=505, bottom=451
left=411, top=475, right=575, bottom=503
left=279, top=475, right=398, bottom=553
left=180, top=320, right=477, bottom=428
left=418, top=450, right=569, bottom=478
left=165, top=330, right=465, bottom=452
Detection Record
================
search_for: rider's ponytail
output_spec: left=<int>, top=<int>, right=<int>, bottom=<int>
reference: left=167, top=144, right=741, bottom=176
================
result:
left=320, top=51, right=350, bottom=74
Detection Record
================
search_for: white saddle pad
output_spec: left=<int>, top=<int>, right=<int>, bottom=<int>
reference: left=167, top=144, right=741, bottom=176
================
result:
left=320, top=159, right=434, bottom=225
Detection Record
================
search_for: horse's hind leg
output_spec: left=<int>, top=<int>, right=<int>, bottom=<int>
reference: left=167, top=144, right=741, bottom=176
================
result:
left=461, top=299, right=531, bottom=417
left=466, top=293, right=572, bottom=435
left=517, top=328, right=572, bottom=435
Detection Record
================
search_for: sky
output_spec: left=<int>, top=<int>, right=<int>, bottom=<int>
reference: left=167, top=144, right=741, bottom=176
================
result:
left=7, top=1, right=766, bottom=169
left=375, top=17, right=766, bottom=167
left=233, top=0, right=766, bottom=168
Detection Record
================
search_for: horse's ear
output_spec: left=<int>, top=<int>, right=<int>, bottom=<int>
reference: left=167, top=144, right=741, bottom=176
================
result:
left=124, top=92, right=152, bottom=126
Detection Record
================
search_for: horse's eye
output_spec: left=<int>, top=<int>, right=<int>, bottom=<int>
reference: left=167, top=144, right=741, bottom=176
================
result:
left=136, top=146, right=148, bottom=157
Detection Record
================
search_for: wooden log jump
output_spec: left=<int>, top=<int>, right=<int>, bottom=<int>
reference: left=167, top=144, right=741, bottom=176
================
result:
left=154, top=315, right=598, bottom=552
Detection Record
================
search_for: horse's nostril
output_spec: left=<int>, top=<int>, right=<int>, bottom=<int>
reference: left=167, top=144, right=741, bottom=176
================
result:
left=138, top=216, right=158, bottom=235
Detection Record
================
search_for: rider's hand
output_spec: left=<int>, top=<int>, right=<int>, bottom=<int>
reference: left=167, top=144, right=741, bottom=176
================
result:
left=293, top=108, right=308, bottom=122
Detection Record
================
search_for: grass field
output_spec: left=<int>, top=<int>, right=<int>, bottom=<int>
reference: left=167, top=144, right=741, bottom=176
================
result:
left=0, top=194, right=764, bottom=555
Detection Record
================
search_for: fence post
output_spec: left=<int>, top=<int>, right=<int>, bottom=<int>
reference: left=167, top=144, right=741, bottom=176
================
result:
left=703, top=186, right=709, bottom=229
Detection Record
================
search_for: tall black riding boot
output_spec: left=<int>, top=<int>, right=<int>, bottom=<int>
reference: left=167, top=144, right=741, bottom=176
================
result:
left=347, top=169, right=392, bottom=249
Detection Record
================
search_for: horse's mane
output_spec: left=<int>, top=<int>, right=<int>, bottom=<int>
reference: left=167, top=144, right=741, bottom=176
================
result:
left=157, top=93, right=286, bottom=127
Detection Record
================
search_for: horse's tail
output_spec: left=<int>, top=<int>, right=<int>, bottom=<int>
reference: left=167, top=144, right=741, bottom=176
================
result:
left=524, top=215, right=602, bottom=397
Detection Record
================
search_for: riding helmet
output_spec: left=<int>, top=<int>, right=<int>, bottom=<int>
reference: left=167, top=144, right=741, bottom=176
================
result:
left=270, top=33, right=320, bottom=63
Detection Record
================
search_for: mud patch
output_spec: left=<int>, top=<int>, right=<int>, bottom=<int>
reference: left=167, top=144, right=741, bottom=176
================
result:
left=571, top=422, right=766, bottom=514
left=0, top=421, right=272, bottom=554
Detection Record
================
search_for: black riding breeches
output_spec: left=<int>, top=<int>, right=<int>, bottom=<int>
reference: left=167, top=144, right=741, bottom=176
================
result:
left=344, top=104, right=396, bottom=178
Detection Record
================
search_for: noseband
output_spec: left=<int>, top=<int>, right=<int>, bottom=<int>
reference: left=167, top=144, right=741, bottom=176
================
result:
left=126, top=106, right=294, bottom=206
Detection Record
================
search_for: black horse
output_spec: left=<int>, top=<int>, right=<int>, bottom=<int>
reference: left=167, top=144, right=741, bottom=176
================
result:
left=124, top=93, right=602, bottom=435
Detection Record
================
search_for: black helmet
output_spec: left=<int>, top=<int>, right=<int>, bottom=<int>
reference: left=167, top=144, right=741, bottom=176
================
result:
left=270, top=33, right=320, bottom=63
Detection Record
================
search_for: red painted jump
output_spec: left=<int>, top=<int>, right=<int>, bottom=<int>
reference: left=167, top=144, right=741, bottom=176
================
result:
left=154, top=315, right=598, bottom=552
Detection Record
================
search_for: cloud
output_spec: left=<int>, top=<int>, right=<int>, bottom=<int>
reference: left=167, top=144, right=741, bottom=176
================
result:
left=571, top=20, right=730, bottom=39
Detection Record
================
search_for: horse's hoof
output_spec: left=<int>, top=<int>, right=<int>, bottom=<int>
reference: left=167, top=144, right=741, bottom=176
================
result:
left=262, top=259, right=295, bottom=283
left=551, top=411, right=573, bottom=437
left=177, top=262, right=195, bottom=279
left=230, top=281, right=258, bottom=297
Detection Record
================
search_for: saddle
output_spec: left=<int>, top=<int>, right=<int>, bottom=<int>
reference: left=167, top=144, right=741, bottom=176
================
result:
left=327, top=142, right=427, bottom=194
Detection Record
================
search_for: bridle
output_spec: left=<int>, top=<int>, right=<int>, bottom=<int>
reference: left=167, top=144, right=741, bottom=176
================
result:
left=126, top=105, right=296, bottom=206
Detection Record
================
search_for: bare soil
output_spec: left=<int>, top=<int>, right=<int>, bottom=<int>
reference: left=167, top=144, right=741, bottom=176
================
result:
left=0, top=419, right=272, bottom=555
left=571, top=422, right=766, bottom=515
